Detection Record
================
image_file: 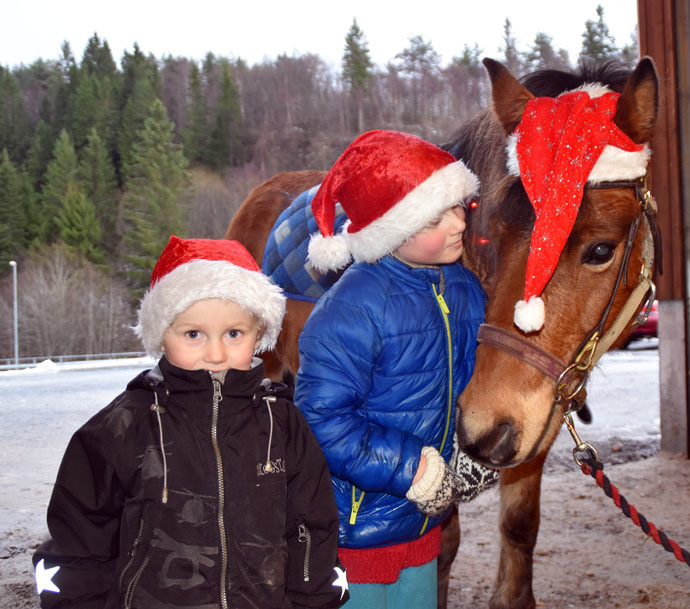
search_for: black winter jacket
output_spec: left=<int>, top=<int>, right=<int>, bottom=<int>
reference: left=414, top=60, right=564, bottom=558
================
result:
left=33, top=357, right=348, bottom=609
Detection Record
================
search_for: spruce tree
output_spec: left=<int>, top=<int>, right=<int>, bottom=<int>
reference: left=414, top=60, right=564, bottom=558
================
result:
left=395, top=36, right=441, bottom=128
left=500, top=19, right=524, bottom=77
left=121, top=99, right=191, bottom=296
left=118, top=44, right=159, bottom=173
left=619, top=30, right=640, bottom=68
left=77, top=35, right=120, bottom=158
left=55, top=187, right=104, bottom=263
left=454, top=44, right=488, bottom=113
left=207, top=63, right=247, bottom=169
left=72, top=71, right=100, bottom=149
left=20, top=172, right=43, bottom=246
left=342, top=19, right=373, bottom=132
left=81, top=33, right=118, bottom=78
left=0, top=149, right=28, bottom=266
left=183, top=63, right=208, bottom=165
left=579, top=5, right=618, bottom=64
left=25, top=120, right=56, bottom=190
left=40, top=129, right=80, bottom=243
left=525, top=33, right=571, bottom=71
left=0, top=68, right=33, bottom=164
left=78, top=128, right=118, bottom=253
left=52, top=42, right=80, bottom=140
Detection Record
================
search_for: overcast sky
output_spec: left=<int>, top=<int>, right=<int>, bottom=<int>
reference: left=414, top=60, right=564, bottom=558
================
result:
left=2, top=0, right=638, bottom=71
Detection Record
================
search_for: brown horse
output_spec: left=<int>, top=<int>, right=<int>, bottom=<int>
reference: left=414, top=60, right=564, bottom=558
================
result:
left=448, top=57, right=658, bottom=609
left=225, top=58, right=659, bottom=608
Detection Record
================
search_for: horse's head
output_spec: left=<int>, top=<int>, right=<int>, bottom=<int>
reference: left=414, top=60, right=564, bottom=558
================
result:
left=455, top=57, right=659, bottom=467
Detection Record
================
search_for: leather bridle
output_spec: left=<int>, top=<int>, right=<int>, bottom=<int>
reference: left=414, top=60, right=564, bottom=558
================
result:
left=476, top=177, right=659, bottom=464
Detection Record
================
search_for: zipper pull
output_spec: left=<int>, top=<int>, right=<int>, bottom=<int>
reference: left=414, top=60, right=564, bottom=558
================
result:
left=297, top=524, right=311, bottom=582
left=436, top=291, right=450, bottom=314
left=349, top=487, right=365, bottom=525
left=212, top=377, right=223, bottom=403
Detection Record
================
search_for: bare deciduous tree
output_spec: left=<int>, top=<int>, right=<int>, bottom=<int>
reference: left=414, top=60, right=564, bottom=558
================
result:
left=15, top=244, right=136, bottom=358
left=186, top=167, right=263, bottom=239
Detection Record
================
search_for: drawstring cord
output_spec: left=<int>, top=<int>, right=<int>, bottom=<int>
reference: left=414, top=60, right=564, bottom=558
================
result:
left=263, top=396, right=277, bottom=472
left=151, top=393, right=168, bottom=504
left=150, top=377, right=275, bottom=501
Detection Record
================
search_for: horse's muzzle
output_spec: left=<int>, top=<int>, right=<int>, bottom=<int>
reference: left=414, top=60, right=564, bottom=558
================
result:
left=456, top=417, right=519, bottom=467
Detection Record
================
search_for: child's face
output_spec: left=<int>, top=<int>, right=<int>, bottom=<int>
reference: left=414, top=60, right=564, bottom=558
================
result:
left=162, top=298, right=261, bottom=372
left=395, top=205, right=467, bottom=266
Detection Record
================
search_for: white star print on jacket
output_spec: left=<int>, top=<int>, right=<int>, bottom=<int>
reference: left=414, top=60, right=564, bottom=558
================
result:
left=35, top=559, right=60, bottom=594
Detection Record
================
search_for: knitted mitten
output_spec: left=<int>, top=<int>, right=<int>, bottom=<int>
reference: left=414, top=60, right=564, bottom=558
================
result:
left=448, top=434, right=499, bottom=502
left=405, top=446, right=456, bottom=517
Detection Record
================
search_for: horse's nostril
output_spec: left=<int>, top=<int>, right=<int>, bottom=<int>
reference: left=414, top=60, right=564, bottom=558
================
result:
left=456, top=419, right=519, bottom=466
left=487, top=421, right=518, bottom=465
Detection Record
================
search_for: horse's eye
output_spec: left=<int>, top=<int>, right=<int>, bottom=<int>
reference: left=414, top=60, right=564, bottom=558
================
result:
left=582, top=242, right=616, bottom=265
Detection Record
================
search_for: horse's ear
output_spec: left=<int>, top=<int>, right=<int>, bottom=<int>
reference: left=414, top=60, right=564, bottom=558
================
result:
left=614, top=56, right=659, bottom=144
left=483, top=58, right=534, bottom=135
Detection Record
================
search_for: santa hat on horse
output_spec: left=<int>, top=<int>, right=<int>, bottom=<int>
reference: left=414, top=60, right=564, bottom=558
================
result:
left=135, top=236, right=286, bottom=358
left=506, top=87, right=651, bottom=333
left=307, top=129, right=479, bottom=272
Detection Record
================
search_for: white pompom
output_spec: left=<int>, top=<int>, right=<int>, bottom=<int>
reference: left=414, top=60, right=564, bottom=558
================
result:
left=307, top=232, right=352, bottom=272
left=514, top=296, right=545, bottom=333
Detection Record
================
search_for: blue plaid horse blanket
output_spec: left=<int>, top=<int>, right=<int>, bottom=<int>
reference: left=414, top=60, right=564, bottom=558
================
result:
left=262, top=185, right=348, bottom=303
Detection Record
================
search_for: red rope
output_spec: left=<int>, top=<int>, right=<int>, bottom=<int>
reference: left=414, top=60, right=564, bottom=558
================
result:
left=581, top=458, right=690, bottom=567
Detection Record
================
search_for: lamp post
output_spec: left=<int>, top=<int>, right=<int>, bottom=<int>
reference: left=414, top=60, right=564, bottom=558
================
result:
left=9, top=260, right=18, bottom=366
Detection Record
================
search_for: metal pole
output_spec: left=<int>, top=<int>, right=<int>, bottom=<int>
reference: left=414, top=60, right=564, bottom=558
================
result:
left=9, top=261, right=18, bottom=366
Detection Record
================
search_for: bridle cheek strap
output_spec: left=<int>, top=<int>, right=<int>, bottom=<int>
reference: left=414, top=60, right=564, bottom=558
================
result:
left=590, top=211, right=656, bottom=366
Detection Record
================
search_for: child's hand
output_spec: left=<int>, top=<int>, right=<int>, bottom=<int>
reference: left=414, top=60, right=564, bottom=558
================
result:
left=406, top=444, right=500, bottom=516
left=412, top=452, right=427, bottom=484
left=406, top=447, right=452, bottom=516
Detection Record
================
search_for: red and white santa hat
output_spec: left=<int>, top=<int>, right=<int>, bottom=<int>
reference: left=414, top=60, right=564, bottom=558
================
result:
left=506, top=86, right=651, bottom=333
left=307, top=129, right=479, bottom=271
left=135, top=236, right=286, bottom=358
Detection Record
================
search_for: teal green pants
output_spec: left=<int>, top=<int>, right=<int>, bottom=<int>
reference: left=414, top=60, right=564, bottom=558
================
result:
left=343, top=558, right=437, bottom=609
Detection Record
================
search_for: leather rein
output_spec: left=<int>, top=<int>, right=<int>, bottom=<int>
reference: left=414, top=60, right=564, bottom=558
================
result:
left=477, top=177, right=659, bottom=464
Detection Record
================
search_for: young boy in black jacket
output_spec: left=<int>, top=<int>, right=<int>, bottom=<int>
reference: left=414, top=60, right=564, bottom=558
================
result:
left=32, top=236, right=348, bottom=609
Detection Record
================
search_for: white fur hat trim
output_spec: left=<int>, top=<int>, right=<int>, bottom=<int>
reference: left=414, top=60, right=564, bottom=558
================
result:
left=135, top=259, right=286, bottom=358
left=506, top=134, right=650, bottom=184
left=308, top=161, right=478, bottom=271
left=341, top=161, right=478, bottom=266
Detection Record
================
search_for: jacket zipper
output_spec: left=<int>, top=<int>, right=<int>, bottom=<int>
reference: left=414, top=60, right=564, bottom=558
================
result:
left=432, top=283, right=454, bottom=454
left=124, top=556, right=150, bottom=608
left=119, top=518, right=144, bottom=602
left=419, top=282, right=454, bottom=536
left=349, top=485, right=365, bottom=525
left=297, top=523, right=312, bottom=582
left=211, top=376, right=229, bottom=609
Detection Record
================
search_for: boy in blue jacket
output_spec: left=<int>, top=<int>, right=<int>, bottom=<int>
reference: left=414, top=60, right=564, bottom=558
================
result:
left=295, top=130, right=498, bottom=608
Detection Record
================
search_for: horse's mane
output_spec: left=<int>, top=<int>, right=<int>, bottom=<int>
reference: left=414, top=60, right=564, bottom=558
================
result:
left=520, top=59, right=632, bottom=96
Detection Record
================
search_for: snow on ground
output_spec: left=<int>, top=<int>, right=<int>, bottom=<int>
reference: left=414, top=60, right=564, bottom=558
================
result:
left=0, top=358, right=156, bottom=543
left=0, top=344, right=662, bottom=608
left=0, top=344, right=660, bottom=544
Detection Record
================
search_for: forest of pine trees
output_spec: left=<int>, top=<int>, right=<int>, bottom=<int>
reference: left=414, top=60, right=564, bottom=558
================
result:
left=0, top=6, right=638, bottom=359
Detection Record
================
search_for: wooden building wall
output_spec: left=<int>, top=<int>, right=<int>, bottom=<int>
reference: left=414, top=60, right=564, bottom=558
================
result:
left=638, top=0, right=689, bottom=455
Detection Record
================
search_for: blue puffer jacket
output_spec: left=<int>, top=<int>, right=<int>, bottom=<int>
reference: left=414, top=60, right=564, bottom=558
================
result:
left=295, top=255, right=485, bottom=549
